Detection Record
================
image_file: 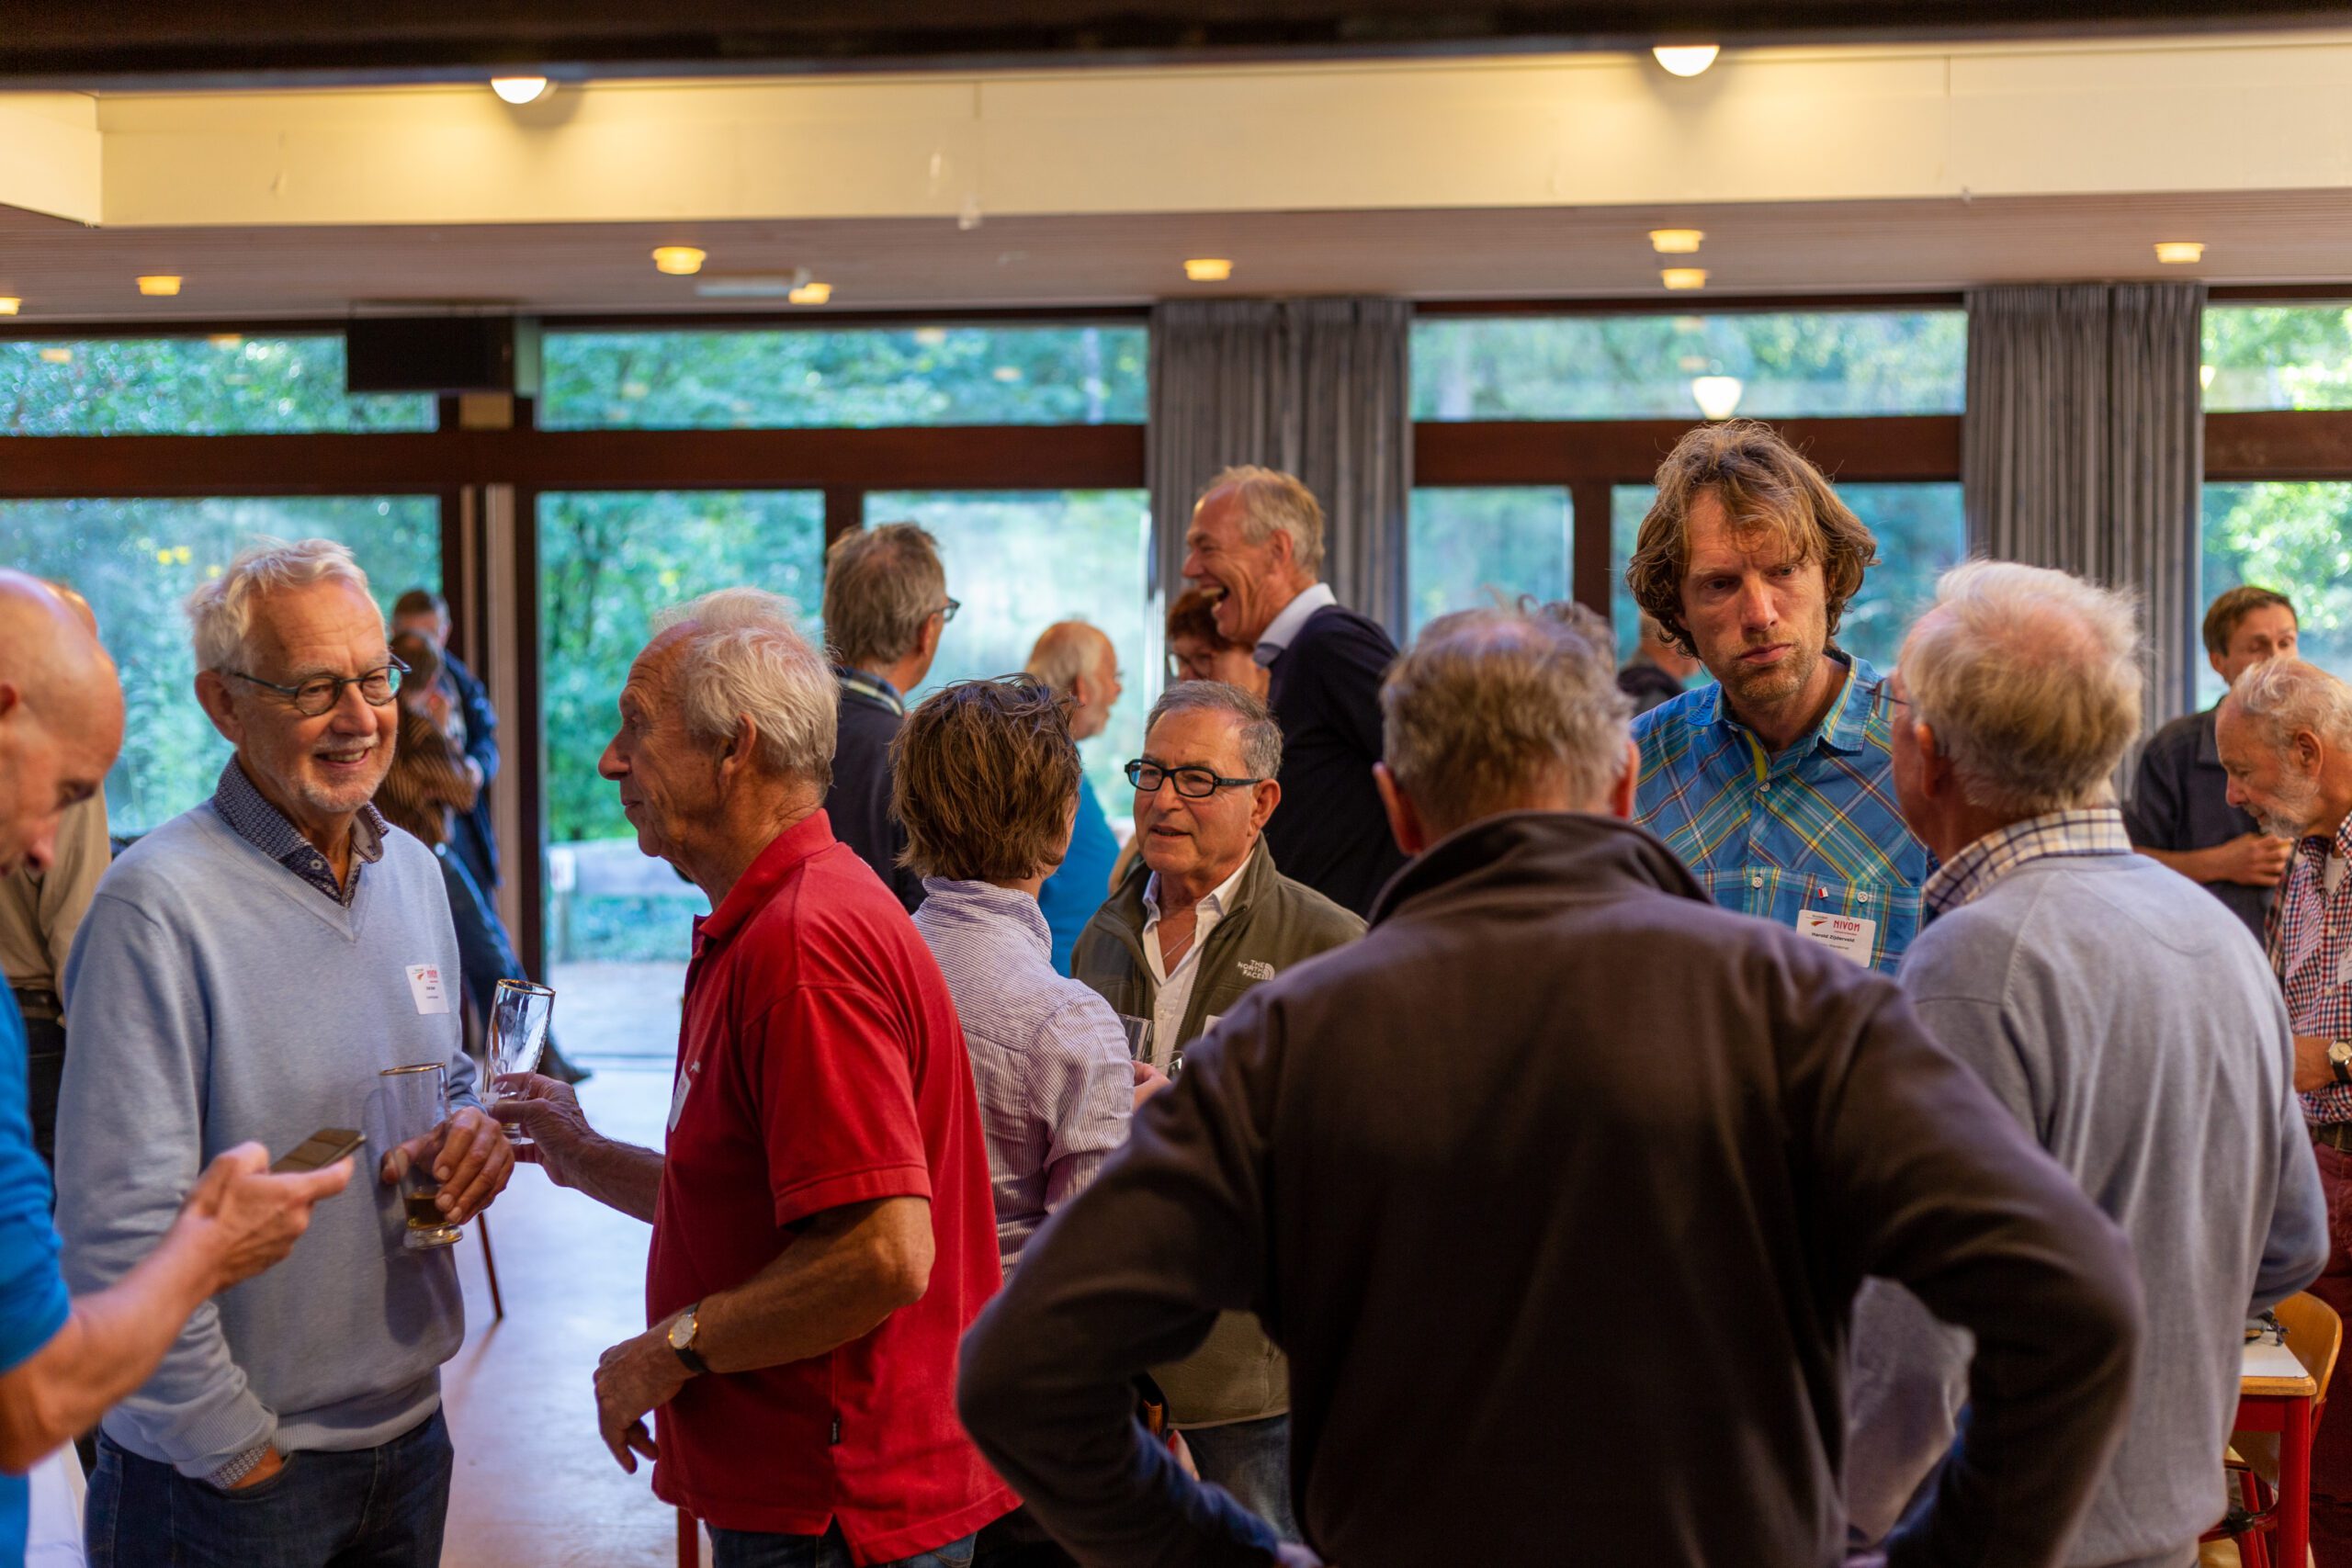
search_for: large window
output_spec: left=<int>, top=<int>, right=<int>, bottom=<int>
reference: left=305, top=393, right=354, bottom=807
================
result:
left=1412, top=310, right=1965, bottom=423
left=0, top=496, right=441, bottom=833
left=0, top=335, right=434, bottom=434
left=1406, top=487, right=1572, bottom=635
left=1609, top=482, right=1966, bottom=675
left=867, top=491, right=1152, bottom=815
left=2202, top=303, right=2352, bottom=412
left=540, top=324, right=1148, bottom=430
left=2199, top=481, right=2352, bottom=707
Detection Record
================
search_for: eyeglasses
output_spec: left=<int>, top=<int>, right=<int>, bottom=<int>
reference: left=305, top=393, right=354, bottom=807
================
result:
left=230, top=655, right=410, bottom=717
left=936, top=598, right=961, bottom=626
left=1865, top=682, right=1913, bottom=727
left=1125, top=760, right=1262, bottom=799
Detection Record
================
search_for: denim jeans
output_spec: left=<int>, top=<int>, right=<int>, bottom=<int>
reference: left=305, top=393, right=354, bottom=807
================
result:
left=709, top=1521, right=977, bottom=1568
left=1182, top=1413, right=1299, bottom=1542
left=85, top=1410, right=453, bottom=1568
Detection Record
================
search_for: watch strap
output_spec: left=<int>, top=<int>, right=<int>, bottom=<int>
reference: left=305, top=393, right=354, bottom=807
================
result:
left=671, top=1303, right=710, bottom=1376
left=2334, top=1042, right=2352, bottom=1087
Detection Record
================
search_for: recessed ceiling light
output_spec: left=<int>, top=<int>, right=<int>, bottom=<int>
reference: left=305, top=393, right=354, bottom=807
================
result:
left=1183, top=258, right=1234, bottom=282
left=787, top=280, right=832, bottom=305
left=1652, top=45, right=1721, bottom=77
left=491, top=76, right=551, bottom=105
left=1649, top=229, right=1705, bottom=255
left=1661, top=268, right=1709, bottom=290
left=2154, top=241, right=2206, bottom=265
left=136, top=276, right=182, bottom=297
left=0, top=298, right=18, bottom=316
left=650, top=246, right=707, bottom=276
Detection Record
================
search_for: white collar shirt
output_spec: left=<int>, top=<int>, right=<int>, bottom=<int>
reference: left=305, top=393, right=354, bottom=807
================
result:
left=1252, top=581, right=1338, bottom=667
left=1138, top=855, right=1251, bottom=1067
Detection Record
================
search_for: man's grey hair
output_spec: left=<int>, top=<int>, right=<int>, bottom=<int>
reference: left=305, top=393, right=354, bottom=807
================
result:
left=1382, top=602, right=1630, bottom=830
left=651, top=588, right=839, bottom=789
left=2226, top=657, right=2352, bottom=754
left=1900, top=560, right=2143, bottom=818
left=1200, top=466, right=1326, bottom=579
left=1025, top=620, right=1112, bottom=696
left=187, top=536, right=376, bottom=673
left=1144, top=680, right=1283, bottom=782
left=821, top=522, right=946, bottom=671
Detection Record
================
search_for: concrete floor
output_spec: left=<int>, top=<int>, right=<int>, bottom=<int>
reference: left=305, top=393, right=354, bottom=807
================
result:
left=443, top=1062, right=698, bottom=1568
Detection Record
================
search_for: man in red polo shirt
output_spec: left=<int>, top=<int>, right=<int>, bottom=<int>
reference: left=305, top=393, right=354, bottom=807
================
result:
left=496, top=587, right=1012, bottom=1568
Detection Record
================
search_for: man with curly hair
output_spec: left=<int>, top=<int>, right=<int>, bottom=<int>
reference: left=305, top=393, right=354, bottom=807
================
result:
left=1622, top=421, right=1930, bottom=973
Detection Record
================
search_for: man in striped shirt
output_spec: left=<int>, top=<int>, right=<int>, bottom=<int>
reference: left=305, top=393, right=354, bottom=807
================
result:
left=1623, top=421, right=1930, bottom=974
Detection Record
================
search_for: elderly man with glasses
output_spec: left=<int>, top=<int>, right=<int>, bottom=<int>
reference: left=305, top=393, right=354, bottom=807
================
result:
left=1067, top=680, right=1362, bottom=1544
left=57, top=537, right=512, bottom=1568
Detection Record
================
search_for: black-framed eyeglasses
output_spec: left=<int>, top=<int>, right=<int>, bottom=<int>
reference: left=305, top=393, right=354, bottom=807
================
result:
left=936, top=597, right=962, bottom=626
left=229, top=655, right=410, bottom=717
left=1866, top=681, right=1912, bottom=726
left=1125, top=759, right=1262, bottom=799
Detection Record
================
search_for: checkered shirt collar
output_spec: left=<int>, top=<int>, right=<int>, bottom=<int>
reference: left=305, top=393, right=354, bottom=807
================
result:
left=1922, top=807, right=2134, bottom=918
left=835, top=665, right=904, bottom=718
left=211, top=757, right=388, bottom=907
left=1689, top=651, right=1875, bottom=758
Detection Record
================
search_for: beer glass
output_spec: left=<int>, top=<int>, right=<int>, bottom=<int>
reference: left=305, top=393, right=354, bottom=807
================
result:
left=488, top=979, right=555, bottom=1147
left=378, top=1062, right=462, bottom=1251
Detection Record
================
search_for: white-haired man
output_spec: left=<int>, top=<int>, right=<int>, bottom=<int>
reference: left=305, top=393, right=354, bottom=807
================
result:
left=495, top=589, right=1012, bottom=1568
left=58, top=539, right=511, bottom=1567
left=963, top=603, right=2143, bottom=1568
left=2216, top=656, right=2352, bottom=1563
left=1847, top=563, right=2324, bottom=1568
left=1180, top=467, right=1404, bottom=918
left=1026, top=619, right=1125, bottom=974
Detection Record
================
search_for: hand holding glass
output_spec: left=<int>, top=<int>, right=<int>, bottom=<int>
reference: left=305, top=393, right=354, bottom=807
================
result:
left=377, top=1063, right=462, bottom=1251
left=488, top=979, right=555, bottom=1147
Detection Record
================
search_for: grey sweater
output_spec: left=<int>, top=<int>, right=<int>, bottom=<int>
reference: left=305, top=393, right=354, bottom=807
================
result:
left=57, top=804, right=479, bottom=1477
left=1848, top=849, right=2327, bottom=1565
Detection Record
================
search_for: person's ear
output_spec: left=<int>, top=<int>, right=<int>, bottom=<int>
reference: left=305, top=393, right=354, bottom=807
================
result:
left=717, top=717, right=759, bottom=783
left=2210, top=648, right=2231, bottom=682
left=918, top=613, right=944, bottom=662
left=1249, top=776, right=1282, bottom=834
left=1607, top=739, right=1639, bottom=820
left=2296, top=729, right=2326, bottom=775
left=194, top=670, right=243, bottom=745
left=1914, top=719, right=1952, bottom=796
left=1374, top=762, right=1429, bottom=856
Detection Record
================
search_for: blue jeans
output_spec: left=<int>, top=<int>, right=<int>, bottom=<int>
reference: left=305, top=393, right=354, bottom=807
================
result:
left=1182, top=1413, right=1299, bottom=1542
left=710, top=1522, right=976, bottom=1568
left=85, top=1410, right=453, bottom=1568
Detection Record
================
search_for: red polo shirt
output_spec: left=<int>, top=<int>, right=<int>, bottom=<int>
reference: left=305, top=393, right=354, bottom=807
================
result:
left=648, top=811, right=1013, bottom=1560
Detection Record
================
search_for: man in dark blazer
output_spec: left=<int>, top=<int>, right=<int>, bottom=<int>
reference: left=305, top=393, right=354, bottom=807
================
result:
left=1180, top=467, right=1403, bottom=917
left=820, top=523, right=953, bottom=913
left=390, top=589, right=501, bottom=896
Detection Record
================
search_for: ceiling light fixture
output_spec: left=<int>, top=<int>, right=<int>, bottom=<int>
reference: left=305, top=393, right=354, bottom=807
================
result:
left=1661, top=267, right=1709, bottom=291
left=650, top=246, right=707, bottom=276
left=0, top=298, right=18, bottom=316
left=1652, top=45, right=1721, bottom=77
left=136, top=275, right=182, bottom=297
left=491, top=76, right=551, bottom=106
left=787, top=280, right=832, bottom=305
left=1649, top=229, right=1704, bottom=254
left=1183, top=258, right=1235, bottom=282
left=209, top=333, right=243, bottom=350
left=2154, top=241, right=2206, bottom=265
left=1690, top=375, right=1745, bottom=421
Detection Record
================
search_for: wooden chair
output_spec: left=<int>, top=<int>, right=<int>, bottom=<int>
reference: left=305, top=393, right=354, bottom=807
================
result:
left=2209, top=1292, right=2343, bottom=1568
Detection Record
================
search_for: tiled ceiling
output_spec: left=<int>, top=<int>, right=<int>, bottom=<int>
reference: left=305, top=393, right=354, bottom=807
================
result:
left=4, top=186, right=2349, bottom=323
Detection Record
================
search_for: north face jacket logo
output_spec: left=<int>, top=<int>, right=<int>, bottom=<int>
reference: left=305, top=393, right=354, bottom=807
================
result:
left=1237, top=959, right=1275, bottom=981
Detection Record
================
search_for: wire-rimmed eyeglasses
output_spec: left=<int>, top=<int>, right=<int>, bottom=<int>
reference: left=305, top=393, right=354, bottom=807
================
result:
left=229, top=654, right=410, bottom=717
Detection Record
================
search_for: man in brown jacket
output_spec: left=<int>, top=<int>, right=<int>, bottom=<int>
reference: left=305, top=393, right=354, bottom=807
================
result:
left=1068, top=679, right=1361, bottom=1541
left=963, top=604, right=2143, bottom=1568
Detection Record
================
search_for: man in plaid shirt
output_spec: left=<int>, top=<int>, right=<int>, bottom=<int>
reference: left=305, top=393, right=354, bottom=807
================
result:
left=1623, top=422, right=1931, bottom=975
left=2217, top=654, right=2352, bottom=1565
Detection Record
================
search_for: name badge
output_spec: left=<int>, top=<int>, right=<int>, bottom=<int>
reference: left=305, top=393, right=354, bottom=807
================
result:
left=405, top=964, right=451, bottom=1015
left=668, top=1062, right=698, bottom=1132
left=1795, top=911, right=1876, bottom=964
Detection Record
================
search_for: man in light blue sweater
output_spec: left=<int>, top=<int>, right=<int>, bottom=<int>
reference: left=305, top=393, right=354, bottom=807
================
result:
left=58, top=539, right=514, bottom=1568
left=1846, top=561, right=2329, bottom=1568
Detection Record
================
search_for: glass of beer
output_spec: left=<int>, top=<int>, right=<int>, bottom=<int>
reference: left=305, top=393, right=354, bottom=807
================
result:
left=378, top=1062, right=462, bottom=1251
left=488, top=979, right=554, bottom=1147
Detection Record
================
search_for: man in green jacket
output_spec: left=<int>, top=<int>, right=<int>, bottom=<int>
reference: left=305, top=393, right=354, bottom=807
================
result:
left=1069, top=679, right=1363, bottom=1543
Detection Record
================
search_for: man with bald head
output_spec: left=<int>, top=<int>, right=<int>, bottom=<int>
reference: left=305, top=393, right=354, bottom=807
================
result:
left=1027, top=619, right=1125, bottom=973
left=0, top=571, right=351, bottom=1567
left=58, top=539, right=513, bottom=1567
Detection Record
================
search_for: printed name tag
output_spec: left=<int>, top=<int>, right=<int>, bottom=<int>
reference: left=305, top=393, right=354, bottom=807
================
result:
left=405, top=964, right=451, bottom=1015
left=668, top=1063, right=698, bottom=1133
left=1795, top=912, right=1877, bottom=964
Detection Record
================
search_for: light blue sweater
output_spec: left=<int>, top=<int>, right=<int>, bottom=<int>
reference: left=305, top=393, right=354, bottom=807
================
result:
left=57, top=802, right=479, bottom=1477
left=1847, top=850, right=2327, bottom=1566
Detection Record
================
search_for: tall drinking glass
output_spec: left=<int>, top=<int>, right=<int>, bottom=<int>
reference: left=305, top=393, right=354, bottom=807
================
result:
left=488, top=979, right=555, bottom=1147
left=377, top=1062, right=462, bottom=1251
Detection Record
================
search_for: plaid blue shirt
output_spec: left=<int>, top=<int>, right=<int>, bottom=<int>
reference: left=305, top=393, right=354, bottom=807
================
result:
left=211, top=758, right=388, bottom=908
left=1634, top=654, right=1931, bottom=974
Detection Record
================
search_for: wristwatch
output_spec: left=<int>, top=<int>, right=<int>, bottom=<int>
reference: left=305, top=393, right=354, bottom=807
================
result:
left=668, top=1302, right=709, bottom=1376
left=2329, top=1040, right=2352, bottom=1087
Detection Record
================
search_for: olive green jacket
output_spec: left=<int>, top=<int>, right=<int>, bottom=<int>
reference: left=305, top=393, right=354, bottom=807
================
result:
left=1068, top=837, right=1364, bottom=1427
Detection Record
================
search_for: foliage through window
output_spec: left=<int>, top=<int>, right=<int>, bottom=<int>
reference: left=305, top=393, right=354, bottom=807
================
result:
left=0, top=335, right=434, bottom=434
left=2201, top=304, right=2352, bottom=412
left=0, top=496, right=441, bottom=833
left=1413, top=310, right=1965, bottom=423
left=1407, top=488, right=1572, bottom=635
left=2199, top=482, right=2352, bottom=709
left=540, top=325, right=1148, bottom=429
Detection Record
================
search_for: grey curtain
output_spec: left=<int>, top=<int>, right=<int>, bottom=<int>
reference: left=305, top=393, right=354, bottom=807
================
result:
left=1147, top=298, right=1413, bottom=634
left=1962, top=282, right=2206, bottom=729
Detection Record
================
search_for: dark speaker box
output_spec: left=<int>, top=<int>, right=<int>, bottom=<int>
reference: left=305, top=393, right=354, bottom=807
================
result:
left=345, top=317, right=540, bottom=395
